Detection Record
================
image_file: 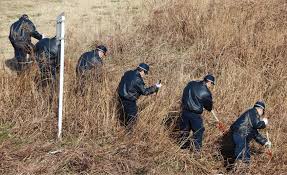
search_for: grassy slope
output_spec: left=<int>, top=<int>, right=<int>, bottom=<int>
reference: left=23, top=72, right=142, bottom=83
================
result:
left=1, top=0, right=287, bottom=174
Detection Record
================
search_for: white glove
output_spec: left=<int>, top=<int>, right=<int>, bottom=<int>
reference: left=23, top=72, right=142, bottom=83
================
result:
left=262, top=118, right=268, bottom=125
left=42, top=34, right=46, bottom=39
left=265, top=141, right=272, bottom=149
left=155, top=83, right=162, bottom=88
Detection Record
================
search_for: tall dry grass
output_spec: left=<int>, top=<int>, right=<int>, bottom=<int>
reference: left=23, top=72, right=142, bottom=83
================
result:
left=1, top=0, right=287, bottom=174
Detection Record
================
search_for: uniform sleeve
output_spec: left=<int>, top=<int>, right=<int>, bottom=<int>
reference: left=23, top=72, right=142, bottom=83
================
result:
left=90, top=57, right=102, bottom=68
left=135, top=78, right=157, bottom=96
left=250, top=111, right=266, bottom=129
left=9, top=25, right=15, bottom=42
left=201, top=90, right=213, bottom=111
left=28, top=20, right=42, bottom=40
left=254, top=130, right=268, bottom=146
left=76, top=55, right=85, bottom=75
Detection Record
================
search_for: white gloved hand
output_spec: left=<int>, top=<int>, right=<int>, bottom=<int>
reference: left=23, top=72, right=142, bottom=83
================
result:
left=155, top=83, right=162, bottom=88
left=265, top=141, right=272, bottom=149
left=262, top=118, right=268, bottom=125
left=42, top=34, right=46, bottom=39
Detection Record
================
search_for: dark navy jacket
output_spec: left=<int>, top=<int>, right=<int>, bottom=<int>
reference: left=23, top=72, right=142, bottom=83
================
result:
left=35, top=37, right=60, bottom=78
left=181, top=80, right=213, bottom=114
left=230, top=108, right=267, bottom=145
left=9, top=17, right=42, bottom=44
left=118, top=70, right=157, bottom=101
left=35, top=37, right=60, bottom=63
left=76, top=50, right=103, bottom=76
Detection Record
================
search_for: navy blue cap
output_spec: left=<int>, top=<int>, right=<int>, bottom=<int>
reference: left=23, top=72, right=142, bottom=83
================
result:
left=96, top=45, right=107, bottom=55
left=138, top=63, right=150, bottom=74
left=254, top=100, right=265, bottom=110
left=204, top=74, right=215, bottom=85
left=21, top=14, right=29, bottom=19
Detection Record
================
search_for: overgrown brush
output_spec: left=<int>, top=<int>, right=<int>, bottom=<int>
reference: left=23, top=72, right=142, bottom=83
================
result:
left=1, top=0, right=287, bottom=174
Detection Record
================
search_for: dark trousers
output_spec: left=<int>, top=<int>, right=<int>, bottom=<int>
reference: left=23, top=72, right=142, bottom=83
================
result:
left=39, top=62, right=57, bottom=80
left=178, top=110, right=205, bottom=151
left=233, top=132, right=250, bottom=163
left=118, top=97, right=138, bottom=130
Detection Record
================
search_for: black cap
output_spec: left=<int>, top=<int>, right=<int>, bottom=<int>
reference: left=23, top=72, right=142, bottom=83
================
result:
left=21, top=14, right=29, bottom=19
left=204, top=74, right=215, bottom=85
left=138, top=63, right=150, bottom=74
left=254, top=100, right=265, bottom=110
left=96, top=45, right=107, bottom=55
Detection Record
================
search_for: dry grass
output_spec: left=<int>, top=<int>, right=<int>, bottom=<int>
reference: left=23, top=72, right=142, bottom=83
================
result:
left=1, top=0, right=287, bottom=174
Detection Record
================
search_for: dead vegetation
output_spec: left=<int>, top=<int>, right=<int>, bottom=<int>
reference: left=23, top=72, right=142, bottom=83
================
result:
left=1, top=0, right=287, bottom=174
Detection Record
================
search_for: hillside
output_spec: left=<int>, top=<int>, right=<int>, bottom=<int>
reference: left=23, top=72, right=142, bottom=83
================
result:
left=1, top=0, right=287, bottom=174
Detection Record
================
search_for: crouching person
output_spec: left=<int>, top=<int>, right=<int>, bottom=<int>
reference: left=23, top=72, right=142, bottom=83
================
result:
left=35, top=36, right=60, bottom=89
left=230, top=100, right=271, bottom=165
left=9, top=14, right=43, bottom=73
left=76, top=45, right=108, bottom=95
left=117, top=63, right=161, bottom=131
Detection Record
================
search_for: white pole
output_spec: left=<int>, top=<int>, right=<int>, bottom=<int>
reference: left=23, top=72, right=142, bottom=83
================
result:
left=57, top=13, right=65, bottom=140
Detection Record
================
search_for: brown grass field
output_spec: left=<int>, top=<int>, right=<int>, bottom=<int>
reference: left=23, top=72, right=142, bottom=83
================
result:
left=1, top=0, right=287, bottom=174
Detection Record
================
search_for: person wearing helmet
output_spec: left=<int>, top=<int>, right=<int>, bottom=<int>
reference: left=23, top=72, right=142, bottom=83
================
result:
left=9, top=14, right=43, bottom=72
left=177, top=74, right=215, bottom=152
left=230, top=100, right=271, bottom=164
left=34, top=36, right=61, bottom=88
left=117, top=63, right=162, bottom=130
left=76, top=45, right=108, bottom=93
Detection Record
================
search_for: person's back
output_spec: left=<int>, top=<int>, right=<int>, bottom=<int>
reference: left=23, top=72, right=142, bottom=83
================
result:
left=118, top=70, right=140, bottom=101
left=230, top=107, right=266, bottom=138
left=8, top=14, right=43, bottom=72
left=75, top=45, right=107, bottom=95
left=76, top=50, right=103, bottom=76
left=35, top=37, right=60, bottom=83
left=9, top=15, right=42, bottom=44
left=181, top=80, right=213, bottom=114
left=35, top=37, right=60, bottom=61
left=177, top=75, right=215, bottom=151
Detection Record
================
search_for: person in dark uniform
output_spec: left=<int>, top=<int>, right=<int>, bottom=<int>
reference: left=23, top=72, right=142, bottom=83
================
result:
left=76, top=45, right=108, bottom=94
left=117, top=63, right=162, bottom=130
left=35, top=36, right=60, bottom=88
left=177, top=74, right=215, bottom=151
left=9, top=14, right=43, bottom=72
left=230, top=100, right=271, bottom=164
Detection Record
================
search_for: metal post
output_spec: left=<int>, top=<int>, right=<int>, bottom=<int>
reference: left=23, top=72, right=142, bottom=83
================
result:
left=56, top=13, right=65, bottom=140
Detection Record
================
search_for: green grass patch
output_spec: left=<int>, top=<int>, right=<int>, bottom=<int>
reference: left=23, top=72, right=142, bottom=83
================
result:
left=0, top=124, right=12, bottom=143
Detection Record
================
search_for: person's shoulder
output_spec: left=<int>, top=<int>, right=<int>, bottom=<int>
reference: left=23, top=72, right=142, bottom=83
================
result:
left=80, top=50, right=92, bottom=58
left=187, top=80, right=197, bottom=86
left=125, top=70, right=136, bottom=76
left=24, top=18, right=34, bottom=24
left=40, top=38, right=50, bottom=43
left=198, top=81, right=208, bottom=89
left=126, top=69, right=134, bottom=73
left=135, top=73, right=144, bottom=83
left=242, top=107, right=254, bottom=116
left=35, top=38, right=47, bottom=47
left=122, top=70, right=135, bottom=80
left=248, top=108, right=257, bottom=116
left=11, top=20, right=19, bottom=26
left=190, top=80, right=202, bottom=85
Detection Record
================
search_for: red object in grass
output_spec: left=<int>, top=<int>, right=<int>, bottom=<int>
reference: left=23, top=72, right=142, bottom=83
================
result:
left=217, top=122, right=227, bottom=133
left=266, top=149, right=272, bottom=159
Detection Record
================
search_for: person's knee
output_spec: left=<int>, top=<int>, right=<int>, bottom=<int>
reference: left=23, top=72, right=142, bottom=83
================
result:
left=200, top=126, right=205, bottom=132
left=195, top=126, right=205, bottom=136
